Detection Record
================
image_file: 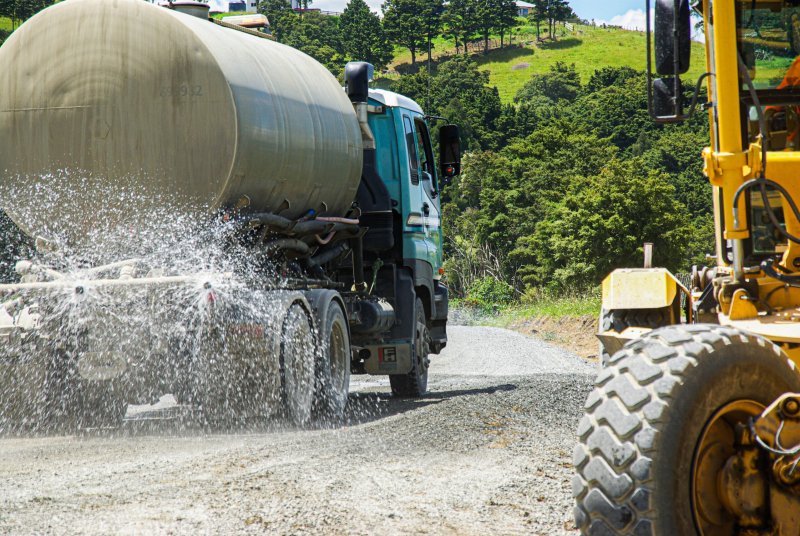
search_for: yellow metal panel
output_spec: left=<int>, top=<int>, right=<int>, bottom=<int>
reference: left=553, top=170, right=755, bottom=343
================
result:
left=711, top=0, right=749, bottom=239
left=601, top=268, right=678, bottom=310
left=719, top=312, right=800, bottom=344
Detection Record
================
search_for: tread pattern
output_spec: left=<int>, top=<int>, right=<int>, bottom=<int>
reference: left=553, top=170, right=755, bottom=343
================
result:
left=598, top=308, right=672, bottom=366
left=573, top=324, right=793, bottom=535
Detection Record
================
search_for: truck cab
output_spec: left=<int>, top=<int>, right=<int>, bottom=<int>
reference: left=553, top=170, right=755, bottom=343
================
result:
left=342, top=63, right=459, bottom=395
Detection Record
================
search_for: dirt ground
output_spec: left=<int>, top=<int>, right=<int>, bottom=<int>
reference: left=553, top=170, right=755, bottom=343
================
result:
left=0, top=325, right=595, bottom=535
left=509, top=315, right=599, bottom=362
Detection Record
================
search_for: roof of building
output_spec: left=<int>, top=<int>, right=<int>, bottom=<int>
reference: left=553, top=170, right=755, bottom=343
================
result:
left=516, top=1, right=535, bottom=8
left=368, top=89, right=424, bottom=114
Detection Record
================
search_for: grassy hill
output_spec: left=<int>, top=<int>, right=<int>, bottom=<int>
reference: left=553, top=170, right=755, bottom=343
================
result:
left=391, top=24, right=707, bottom=104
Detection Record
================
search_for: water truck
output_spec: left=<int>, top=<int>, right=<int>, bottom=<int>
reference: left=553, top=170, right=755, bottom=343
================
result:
left=0, top=0, right=458, bottom=428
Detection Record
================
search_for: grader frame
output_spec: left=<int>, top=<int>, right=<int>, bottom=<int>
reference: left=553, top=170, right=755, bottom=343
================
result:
left=576, top=1, right=800, bottom=534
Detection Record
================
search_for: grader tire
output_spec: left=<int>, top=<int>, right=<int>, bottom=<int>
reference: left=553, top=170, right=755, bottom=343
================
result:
left=598, top=307, right=671, bottom=366
left=573, top=324, right=800, bottom=535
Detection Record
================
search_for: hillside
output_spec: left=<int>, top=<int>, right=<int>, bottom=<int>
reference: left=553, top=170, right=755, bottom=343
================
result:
left=391, top=24, right=707, bottom=103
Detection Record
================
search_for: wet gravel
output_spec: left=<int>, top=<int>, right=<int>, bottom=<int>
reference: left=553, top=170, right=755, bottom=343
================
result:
left=0, top=326, right=594, bottom=535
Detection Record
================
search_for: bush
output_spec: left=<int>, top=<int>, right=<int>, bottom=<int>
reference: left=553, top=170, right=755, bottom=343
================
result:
left=466, top=275, right=515, bottom=306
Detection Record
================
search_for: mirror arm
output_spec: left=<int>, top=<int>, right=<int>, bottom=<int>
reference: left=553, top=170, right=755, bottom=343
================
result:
left=673, top=0, right=682, bottom=110
left=425, top=114, right=449, bottom=123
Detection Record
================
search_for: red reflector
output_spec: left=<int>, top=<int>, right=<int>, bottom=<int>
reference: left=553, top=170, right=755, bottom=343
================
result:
left=438, top=268, right=445, bottom=275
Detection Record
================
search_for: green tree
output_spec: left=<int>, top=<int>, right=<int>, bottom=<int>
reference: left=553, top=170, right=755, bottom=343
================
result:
left=443, top=0, right=478, bottom=54
left=260, top=0, right=298, bottom=42
left=420, top=0, right=444, bottom=63
left=393, top=56, right=502, bottom=150
left=570, top=71, right=657, bottom=151
left=520, top=158, right=693, bottom=290
left=382, top=0, right=426, bottom=66
left=340, top=0, right=393, bottom=69
left=496, top=0, right=518, bottom=47
left=544, top=0, right=572, bottom=39
left=260, top=0, right=346, bottom=74
left=475, top=0, right=499, bottom=53
left=528, top=0, right=545, bottom=40
left=514, top=61, right=581, bottom=103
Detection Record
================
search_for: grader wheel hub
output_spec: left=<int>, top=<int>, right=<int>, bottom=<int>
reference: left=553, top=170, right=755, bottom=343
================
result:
left=693, top=400, right=766, bottom=534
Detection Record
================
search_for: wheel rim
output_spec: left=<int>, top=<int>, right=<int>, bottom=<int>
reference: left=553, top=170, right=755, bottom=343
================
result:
left=282, top=305, right=315, bottom=425
left=692, top=399, right=764, bottom=535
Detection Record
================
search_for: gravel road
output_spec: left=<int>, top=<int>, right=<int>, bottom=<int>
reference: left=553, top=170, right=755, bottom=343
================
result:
left=1, top=325, right=595, bottom=535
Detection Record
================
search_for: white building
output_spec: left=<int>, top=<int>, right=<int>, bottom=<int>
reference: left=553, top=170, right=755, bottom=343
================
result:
left=516, top=1, right=534, bottom=17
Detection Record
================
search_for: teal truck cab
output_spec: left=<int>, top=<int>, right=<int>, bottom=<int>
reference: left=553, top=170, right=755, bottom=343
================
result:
left=342, top=62, right=458, bottom=396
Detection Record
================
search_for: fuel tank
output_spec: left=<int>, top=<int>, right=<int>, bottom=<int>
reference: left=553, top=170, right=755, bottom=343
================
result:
left=0, top=0, right=363, bottom=246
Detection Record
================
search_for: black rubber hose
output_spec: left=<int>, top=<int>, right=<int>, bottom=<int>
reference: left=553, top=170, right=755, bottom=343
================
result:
left=762, top=258, right=800, bottom=285
left=307, top=242, right=350, bottom=268
left=262, top=238, right=311, bottom=256
left=732, top=177, right=800, bottom=245
left=240, top=212, right=295, bottom=232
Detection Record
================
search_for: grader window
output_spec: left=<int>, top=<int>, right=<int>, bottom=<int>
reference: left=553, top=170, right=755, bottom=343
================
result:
left=738, top=4, right=800, bottom=150
left=749, top=186, right=788, bottom=255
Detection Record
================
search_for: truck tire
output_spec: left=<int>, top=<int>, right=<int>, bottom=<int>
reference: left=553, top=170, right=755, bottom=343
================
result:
left=313, top=300, right=350, bottom=421
left=280, top=303, right=316, bottom=426
left=597, top=307, right=671, bottom=366
left=573, top=324, right=800, bottom=535
left=66, top=378, right=128, bottom=429
left=390, top=297, right=430, bottom=397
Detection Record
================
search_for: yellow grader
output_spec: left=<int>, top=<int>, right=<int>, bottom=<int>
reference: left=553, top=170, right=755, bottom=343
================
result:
left=574, top=1, right=800, bottom=534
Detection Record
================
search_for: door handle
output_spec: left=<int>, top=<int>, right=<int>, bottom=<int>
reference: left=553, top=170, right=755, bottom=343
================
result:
left=422, top=202, right=430, bottom=216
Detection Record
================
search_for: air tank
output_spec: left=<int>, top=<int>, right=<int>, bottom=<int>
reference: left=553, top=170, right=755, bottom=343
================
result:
left=0, top=0, right=363, bottom=247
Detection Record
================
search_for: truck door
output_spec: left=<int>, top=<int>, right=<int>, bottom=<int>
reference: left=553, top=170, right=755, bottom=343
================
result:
left=412, top=117, right=442, bottom=268
left=402, top=114, right=430, bottom=261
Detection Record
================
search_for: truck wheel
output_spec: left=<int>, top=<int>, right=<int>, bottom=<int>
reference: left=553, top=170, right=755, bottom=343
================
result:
left=280, top=303, right=316, bottom=426
left=390, top=298, right=430, bottom=397
left=573, top=324, right=800, bottom=535
left=68, top=379, right=128, bottom=429
left=598, top=307, right=671, bottom=366
left=313, top=301, right=350, bottom=421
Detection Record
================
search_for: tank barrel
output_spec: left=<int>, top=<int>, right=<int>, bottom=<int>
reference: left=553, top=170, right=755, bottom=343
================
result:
left=0, top=0, right=363, bottom=247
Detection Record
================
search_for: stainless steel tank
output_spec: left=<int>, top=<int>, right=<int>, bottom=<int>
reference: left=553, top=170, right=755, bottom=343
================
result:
left=0, top=0, right=363, bottom=246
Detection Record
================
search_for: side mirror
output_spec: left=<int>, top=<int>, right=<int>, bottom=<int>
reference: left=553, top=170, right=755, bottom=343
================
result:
left=653, top=78, right=680, bottom=117
left=655, top=0, right=691, bottom=76
left=647, top=0, right=700, bottom=123
left=439, top=124, right=461, bottom=178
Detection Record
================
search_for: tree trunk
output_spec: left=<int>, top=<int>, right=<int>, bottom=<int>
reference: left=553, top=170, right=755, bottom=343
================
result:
left=484, top=32, right=489, bottom=53
left=410, top=47, right=416, bottom=66
left=427, top=36, right=433, bottom=63
left=500, top=30, right=504, bottom=48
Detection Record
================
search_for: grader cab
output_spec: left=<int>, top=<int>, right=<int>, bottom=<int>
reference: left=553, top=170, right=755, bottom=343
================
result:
left=574, top=1, right=800, bottom=534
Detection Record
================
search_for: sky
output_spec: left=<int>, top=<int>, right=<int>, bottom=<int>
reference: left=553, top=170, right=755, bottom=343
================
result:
left=310, top=0, right=648, bottom=21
